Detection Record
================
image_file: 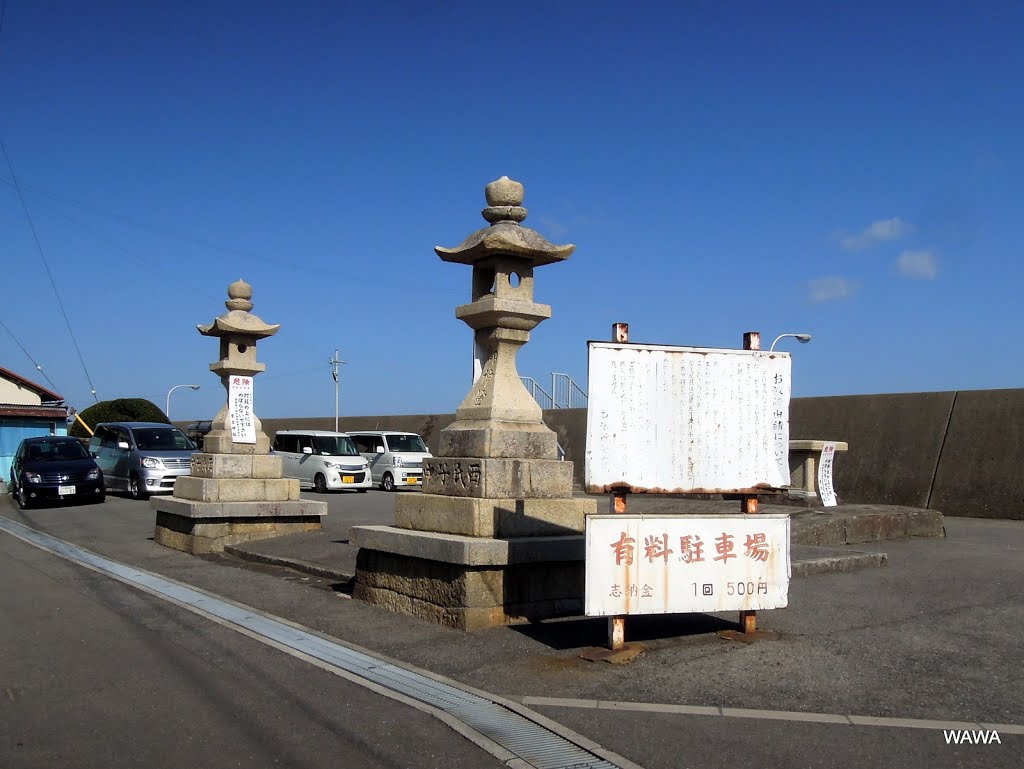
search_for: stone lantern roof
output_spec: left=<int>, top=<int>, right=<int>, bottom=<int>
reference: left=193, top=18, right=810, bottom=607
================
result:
left=435, top=176, right=575, bottom=266
left=197, top=279, right=280, bottom=340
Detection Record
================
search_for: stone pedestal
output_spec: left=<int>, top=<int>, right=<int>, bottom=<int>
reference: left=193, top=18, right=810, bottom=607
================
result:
left=351, top=177, right=595, bottom=630
left=152, top=452, right=325, bottom=554
left=152, top=280, right=327, bottom=554
left=353, top=526, right=585, bottom=630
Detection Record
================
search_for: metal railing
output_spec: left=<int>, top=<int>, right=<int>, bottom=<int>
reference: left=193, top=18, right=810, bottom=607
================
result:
left=521, top=373, right=588, bottom=409
left=520, top=377, right=553, bottom=410
left=551, top=372, right=588, bottom=409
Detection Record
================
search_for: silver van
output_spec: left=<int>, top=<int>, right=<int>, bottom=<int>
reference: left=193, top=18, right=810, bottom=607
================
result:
left=347, top=431, right=431, bottom=491
left=271, top=430, right=372, bottom=493
left=89, top=422, right=196, bottom=500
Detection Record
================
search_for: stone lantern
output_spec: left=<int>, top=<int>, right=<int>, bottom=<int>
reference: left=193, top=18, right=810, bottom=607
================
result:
left=197, top=278, right=279, bottom=455
left=351, top=178, right=596, bottom=630
left=434, top=175, right=572, bottom=461
left=151, top=280, right=327, bottom=554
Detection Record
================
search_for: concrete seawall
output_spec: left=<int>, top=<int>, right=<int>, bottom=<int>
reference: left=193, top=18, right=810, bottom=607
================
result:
left=245, top=387, right=1023, bottom=520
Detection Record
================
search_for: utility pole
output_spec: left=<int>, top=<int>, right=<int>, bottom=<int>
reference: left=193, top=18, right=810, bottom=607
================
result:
left=329, top=349, right=349, bottom=432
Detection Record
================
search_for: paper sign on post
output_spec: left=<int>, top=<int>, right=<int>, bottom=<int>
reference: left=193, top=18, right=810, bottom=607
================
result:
left=229, top=376, right=256, bottom=444
left=817, top=441, right=837, bottom=507
left=585, top=514, right=791, bottom=616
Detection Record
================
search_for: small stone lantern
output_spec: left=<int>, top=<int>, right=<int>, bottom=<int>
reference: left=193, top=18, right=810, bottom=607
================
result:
left=197, top=279, right=279, bottom=455
left=151, top=280, right=327, bottom=554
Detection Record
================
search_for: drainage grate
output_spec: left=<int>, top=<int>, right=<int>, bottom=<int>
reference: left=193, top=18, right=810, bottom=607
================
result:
left=0, top=518, right=628, bottom=769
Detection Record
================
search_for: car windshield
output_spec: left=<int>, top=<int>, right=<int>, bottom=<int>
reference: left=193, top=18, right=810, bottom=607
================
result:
left=133, top=427, right=195, bottom=451
left=26, top=440, right=91, bottom=461
left=316, top=436, right=359, bottom=456
left=387, top=435, right=427, bottom=453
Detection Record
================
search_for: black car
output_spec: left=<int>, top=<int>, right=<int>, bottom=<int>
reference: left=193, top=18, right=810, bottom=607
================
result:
left=9, top=436, right=105, bottom=509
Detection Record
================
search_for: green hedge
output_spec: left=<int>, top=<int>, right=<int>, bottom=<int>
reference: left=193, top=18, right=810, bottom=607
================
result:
left=70, top=398, right=169, bottom=438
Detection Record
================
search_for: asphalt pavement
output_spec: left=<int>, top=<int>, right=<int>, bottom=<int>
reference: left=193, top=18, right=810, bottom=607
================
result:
left=2, top=489, right=1021, bottom=769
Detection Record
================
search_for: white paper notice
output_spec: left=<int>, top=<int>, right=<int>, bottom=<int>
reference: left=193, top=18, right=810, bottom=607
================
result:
left=585, top=514, right=791, bottom=616
left=817, top=441, right=837, bottom=507
left=229, top=376, right=256, bottom=444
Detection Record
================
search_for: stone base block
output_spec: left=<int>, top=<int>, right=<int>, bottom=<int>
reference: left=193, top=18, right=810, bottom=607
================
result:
left=438, top=420, right=558, bottom=460
left=349, top=525, right=583, bottom=566
left=154, top=511, right=322, bottom=554
left=353, top=548, right=583, bottom=630
left=395, top=493, right=596, bottom=537
left=189, top=453, right=283, bottom=479
left=152, top=495, right=324, bottom=519
left=422, top=457, right=572, bottom=498
left=151, top=495, right=327, bottom=554
left=173, top=475, right=299, bottom=502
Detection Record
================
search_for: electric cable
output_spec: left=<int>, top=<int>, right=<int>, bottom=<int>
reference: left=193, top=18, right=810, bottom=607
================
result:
left=0, top=317, right=62, bottom=394
left=1, top=141, right=99, bottom=402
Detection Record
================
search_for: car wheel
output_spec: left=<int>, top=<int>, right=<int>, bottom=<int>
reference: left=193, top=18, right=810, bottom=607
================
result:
left=94, top=492, right=106, bottom=505
left=382, top=473, right=395, bottom=492
left=16, top=483, right=32, bottom=510
left=129, top=474, right=149, bottom=500
left=314, top=474, right=328, bottom=494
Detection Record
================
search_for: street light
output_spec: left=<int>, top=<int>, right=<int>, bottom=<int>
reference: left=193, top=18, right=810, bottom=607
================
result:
left=769, top=333, right=812, bottom=352
left=166, top=384, right=200, bottom=421
left=329, top=350, right=349, bottom=433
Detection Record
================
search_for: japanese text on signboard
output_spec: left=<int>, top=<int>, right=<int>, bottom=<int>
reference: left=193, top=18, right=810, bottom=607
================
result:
left=585, top=343, right=791, bottom=493
left=585, top=515, right=791, bottom=616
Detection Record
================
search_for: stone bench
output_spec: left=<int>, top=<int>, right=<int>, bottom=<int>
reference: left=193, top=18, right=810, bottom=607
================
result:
left=788, top=440, right=848, bottom=505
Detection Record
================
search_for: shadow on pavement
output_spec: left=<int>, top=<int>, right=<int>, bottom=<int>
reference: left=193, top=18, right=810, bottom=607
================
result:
left=509, top=612, right=737, bottom=650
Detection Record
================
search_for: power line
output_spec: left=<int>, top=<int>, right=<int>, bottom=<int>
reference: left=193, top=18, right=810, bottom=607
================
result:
left=0, top=175, right=464, bottom=297
left=0, top=317, right=62, bottom=393
left=1, top=141, right=99, bottom=403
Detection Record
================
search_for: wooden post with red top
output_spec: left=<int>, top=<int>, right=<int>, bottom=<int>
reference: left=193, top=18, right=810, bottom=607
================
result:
left=739, top=330, right=761, bottom=635
left=607, top=321, right=630, bottom=650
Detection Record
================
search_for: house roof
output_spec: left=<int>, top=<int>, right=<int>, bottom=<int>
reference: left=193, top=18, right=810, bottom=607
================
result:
left=0, top=366, right=64, bottom=403
left=0, top=404, right=69, bottom=419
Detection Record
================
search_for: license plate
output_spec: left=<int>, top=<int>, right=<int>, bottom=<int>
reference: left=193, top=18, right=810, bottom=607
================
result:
left=342, top=476, right=355, bottom=484
left=406, top=477, right=419, bottom=485
left=58, top=485, right=76, bottom=495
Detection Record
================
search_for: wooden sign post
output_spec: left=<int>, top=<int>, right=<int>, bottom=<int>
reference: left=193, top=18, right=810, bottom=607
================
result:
left=740, top=330, right=761, bottom=636
left=584, top=325, right=791, bottom=649
left=609, top=321, right=630, bottom=651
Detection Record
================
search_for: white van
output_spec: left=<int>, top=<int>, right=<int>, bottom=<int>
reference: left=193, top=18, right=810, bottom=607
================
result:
left=347, top=431, right=431, bottom=491
left=271, top=430, right=372, bottom=493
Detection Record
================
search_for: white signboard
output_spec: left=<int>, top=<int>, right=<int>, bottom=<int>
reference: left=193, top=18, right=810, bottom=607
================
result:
left=817, top=441, right=838, bottom=507
left=228, top=375, right=256, bottom=444
left=585, top=342, right=791, bottom=493
left=585, top=514, right=791, bottom=616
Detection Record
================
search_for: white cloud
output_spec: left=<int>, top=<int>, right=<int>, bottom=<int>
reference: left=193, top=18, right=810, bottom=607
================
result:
left=537, top=216, right=569, bottom=239
left=897, top=249, right=938, bottom=279
left=840, top=217, right=912, bottom=251
left=806, top=276, right=859, bottom=304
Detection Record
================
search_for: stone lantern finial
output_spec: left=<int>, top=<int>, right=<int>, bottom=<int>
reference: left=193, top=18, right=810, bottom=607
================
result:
left=226, top=279, right=254, bottom=312
left=482, top=176, right=527, bottom=224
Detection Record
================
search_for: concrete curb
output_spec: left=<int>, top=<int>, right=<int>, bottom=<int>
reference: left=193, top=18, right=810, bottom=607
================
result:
left=222, top=545, right=353, bottom=583
left=791, top=551, right=887, bottom=577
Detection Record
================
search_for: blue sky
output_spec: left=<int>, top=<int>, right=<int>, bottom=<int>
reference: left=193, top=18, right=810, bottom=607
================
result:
left=1, top=1, right=1021, bottom=420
